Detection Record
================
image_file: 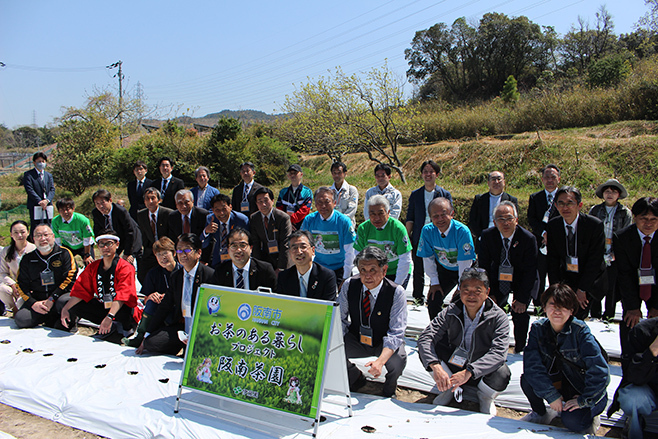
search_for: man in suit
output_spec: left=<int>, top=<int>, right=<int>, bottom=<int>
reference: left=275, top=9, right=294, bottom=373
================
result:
left=546, top=186, right=605, bottom=320
left=209, top=228, right=277, bottom=291
left=231, top=162, right=263, bottom=217
left=168, top=190, right=209, bottom=240
left=24, top=152, right=56, bottom=237
left=527, top=164, right=561, bottom=299
left=614, top=197, right=658, bottom=355
left=339, top=246, right=408, bottom=397
left=468, top=171, right=519, bottom=242
left=191, top=166, right=220, bottom=210
left=137, top=187, right=173, bottom=283
left=202, top=193, right=249, bottom=268
left=149, top=157, right=185, bottom=210
left=478, top=201, right=538, bottom=353
left=138, top=233, right=215, bottom=355
left=250, top=187, right=292, bottom=272
left=406, top=160, right=453, bottom=306
left=277, top=230, right=337, bottom=300
left=127, top=160, right=152, bottom=221
left=91, top=189, right=143, bottom=264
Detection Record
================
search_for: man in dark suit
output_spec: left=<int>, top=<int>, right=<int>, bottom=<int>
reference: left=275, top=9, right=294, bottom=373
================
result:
left=167, top=190, right=209, bottom=239
left=614, top=197, right=658, bottom=355
left=277, top=230, right=337, bottom=300
left=137, top=187, right=173, bottom=283
left=127, top=160, right=152, bottom=221
left=24, top=152, right=56, bottom=237
left=527, top=164, right=561, bottom=299
left=546, top=186, right=605, bottom=320
left=149, top=157, right=185, bottom=210
left=209, top=228, right=276, bottom=291
left=231, top=162, right=263, bottom=217
left=478, top=201, right=538, bottom=352
left=250, top=187, right=293, bottom=272
left=202, top=194, right=249, bottom=268
left=138, top=233, right=214, bottom=355
left=91, top=189, right=143, bottom=264
left=405, top=160, right=452, bottom=305
left=468, top=171, right=518, bottom=241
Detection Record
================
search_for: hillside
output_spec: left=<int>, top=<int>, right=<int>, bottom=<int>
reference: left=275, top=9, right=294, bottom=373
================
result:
left=143, top=109, right=286, bottom=128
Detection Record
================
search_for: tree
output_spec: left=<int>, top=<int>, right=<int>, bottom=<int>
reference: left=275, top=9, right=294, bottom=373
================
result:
left=283, top=64, right=420, bottom=183
left=587, top=52, right=633, bottom=87
left=637, top=0, right=658, bottom=32
left=501, top=75, right=520, bottom=104
left=51, top=116, right=118, bottom=195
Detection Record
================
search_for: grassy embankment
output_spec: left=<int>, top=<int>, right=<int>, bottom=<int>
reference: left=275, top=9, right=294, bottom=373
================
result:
left=1, top=120, right=657, bottom=245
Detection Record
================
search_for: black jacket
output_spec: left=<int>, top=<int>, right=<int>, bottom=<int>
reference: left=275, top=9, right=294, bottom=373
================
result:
left=150, top=176, right=185, bottom=210
left=127, top=178, right=153, bottom=220
left=615, top=225, right=658, bottom=311
left=527, top=190, right=560, bottom=245
left=210, top=258, right=277, bottom=291
left=17, top=244, right=77, bottom=307
left=277, top=262, right=337, bottom=300
left=231, top=181, right=263, bottom=217
left=92, top=203, right=143, bottom=257
left=468, top=192, right=518, bottom=240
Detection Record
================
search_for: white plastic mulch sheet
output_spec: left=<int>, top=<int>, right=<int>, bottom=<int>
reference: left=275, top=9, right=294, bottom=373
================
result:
left=0, top=317, right=594, bottom=439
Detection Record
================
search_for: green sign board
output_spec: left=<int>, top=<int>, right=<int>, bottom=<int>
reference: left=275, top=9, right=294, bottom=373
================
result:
left=182, top=285, right=335, bottom=419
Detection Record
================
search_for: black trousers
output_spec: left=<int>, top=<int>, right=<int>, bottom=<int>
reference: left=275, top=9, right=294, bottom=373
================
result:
left=411, top=242, right=425, bottom=301
left=428, top=264, right=459, bottom=320
left=67, top=298, right=136, bottom=333
left=143, top=324, right=186, bottom=356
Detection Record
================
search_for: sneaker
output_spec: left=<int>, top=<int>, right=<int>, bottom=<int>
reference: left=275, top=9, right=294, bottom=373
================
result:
left=521, top=408, right=557, bottom=425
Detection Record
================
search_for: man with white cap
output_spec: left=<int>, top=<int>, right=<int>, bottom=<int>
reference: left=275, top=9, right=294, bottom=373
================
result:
left=60, top=230, right=139, bottom=343
left=588, top=179, right=632, bottom=318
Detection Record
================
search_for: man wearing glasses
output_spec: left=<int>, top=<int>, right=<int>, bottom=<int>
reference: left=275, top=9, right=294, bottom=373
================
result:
left=209, top=228, right=276, bottom=291
left=546, top=186, right=605, bottom=320
left=60, top=231, right=139, bottom=343
left=467, top=171, right=518, bottom=243
left=15, top=224, right=76, bottom=329
left=478, top=201, right=538, bottom=353
left=276, top=230, right=337, bottom=300
left=139, top=233, right=215, bottom=355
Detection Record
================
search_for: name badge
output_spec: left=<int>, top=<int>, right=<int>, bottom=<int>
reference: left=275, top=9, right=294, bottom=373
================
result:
left=639, top=268, right=656, bottom=286
left=567, top=257, right=579, bottom=273
left=542, top=210, right=551, bottom=224
left=449, top=347, right=469, bottom=368
left=606, top=238, right=612, bottom=246
left=240, top=201, right=250, bottom=212
left=220, top=252, right=231, bottom=262
left=182, top=305, right=192, bottom=318
left=499, top=266, right=514, bottom=282
left=286, top=206, right=295, bottom=213
left=103, top=292, right=113, bottom=309
left=40, top=269, right=55, bottom=286
left=359, top=325, right=373, bottom=347
left=267, top=239, right=279, bottom=254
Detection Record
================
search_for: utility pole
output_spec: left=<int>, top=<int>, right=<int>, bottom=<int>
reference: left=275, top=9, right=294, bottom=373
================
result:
left=107, top=60, right=124, bottom=141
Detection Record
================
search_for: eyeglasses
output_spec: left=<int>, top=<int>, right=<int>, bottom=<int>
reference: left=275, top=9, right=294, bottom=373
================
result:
left=34, top=233, right=54, bottom=239
left=176, top=248, right=194, bottom=254
left=494, top=216, right=516, bottom=223
left=556, top=201, right=578, bottom=208
left=288, top=243, right=311, bottom=252
left=97, top=241, right=117, bottom=248
left=229, top=242, right=250, bottom=250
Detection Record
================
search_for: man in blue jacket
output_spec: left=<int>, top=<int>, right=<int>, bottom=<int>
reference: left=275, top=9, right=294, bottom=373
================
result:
left=24, top=152, right=56, bottom=237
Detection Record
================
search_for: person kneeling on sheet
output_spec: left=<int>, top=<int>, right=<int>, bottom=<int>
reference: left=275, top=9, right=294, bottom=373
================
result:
left=137, top=233, right=215, bottom=355
left=417, top=268, right=511, bottom=415
left=15, top=224, right=76, bottom=329
left=340, top=246, right=407, bottom=398
left=60, top=231, right=139, bottom=343
left=520, top=283, right=609, bottom=435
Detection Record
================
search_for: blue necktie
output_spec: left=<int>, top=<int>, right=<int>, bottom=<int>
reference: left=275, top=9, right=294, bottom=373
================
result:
left=236, top=268, right=245, bottom=289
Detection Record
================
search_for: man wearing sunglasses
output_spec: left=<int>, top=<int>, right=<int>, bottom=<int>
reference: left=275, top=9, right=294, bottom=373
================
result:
left=209, top=228, right=276, bottom=291
left=139, top=233, right=215, bottom=355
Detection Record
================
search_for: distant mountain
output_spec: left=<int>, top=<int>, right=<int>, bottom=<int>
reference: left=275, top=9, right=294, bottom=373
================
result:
left=167, top=110, right=287, bottom=128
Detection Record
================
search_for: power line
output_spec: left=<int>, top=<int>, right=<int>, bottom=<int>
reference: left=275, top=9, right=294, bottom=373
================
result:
left=0, top=63, right=107, bottom=72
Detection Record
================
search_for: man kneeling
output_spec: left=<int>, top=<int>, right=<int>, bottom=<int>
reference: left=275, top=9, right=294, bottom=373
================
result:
left=340, top=246, right=407, bottom=397
left=418, top=268, right=511, bottom=415
left=61, top=231, right=138, bottom=343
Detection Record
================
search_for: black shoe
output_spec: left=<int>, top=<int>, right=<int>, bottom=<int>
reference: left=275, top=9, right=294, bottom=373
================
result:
left=350, top=373, right=367, bottom=392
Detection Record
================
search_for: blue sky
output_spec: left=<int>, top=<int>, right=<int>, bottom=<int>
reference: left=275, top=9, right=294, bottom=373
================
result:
left=0, top=0, right=649, bottom=128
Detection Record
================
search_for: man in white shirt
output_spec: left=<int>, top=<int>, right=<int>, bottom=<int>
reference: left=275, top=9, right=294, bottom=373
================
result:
left=331, top=161, right=359, bottom=227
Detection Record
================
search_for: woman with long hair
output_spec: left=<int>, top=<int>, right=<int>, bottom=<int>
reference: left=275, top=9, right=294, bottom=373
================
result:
left=0, top=221, right=36, bottom=314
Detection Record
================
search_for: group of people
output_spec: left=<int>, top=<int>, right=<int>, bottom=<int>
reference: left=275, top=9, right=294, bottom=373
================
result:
left=2, top=152, right=656, bottom=438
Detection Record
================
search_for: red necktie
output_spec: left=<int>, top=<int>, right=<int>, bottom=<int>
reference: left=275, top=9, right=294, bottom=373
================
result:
left=640, top=236, right=652, bottom=301
left=183, top=215, right=191, bottom=234
left=362, top=290, right=372, bottom=320
left=150, top=213, right=157, bottom=238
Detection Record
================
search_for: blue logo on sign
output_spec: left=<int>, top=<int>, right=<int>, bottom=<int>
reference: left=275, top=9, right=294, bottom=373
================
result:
left=237, top=303, right=251, bottom=321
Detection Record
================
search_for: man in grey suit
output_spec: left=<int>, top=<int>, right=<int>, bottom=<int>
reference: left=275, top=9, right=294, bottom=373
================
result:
left=250, top=187, right=293, bottom=272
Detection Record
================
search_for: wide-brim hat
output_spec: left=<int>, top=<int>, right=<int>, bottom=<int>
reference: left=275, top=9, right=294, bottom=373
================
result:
left=595, top=179, right=628, bottom=199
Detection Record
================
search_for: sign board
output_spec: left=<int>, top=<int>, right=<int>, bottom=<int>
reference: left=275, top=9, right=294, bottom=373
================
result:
left=177, top=284, right=349, bottom=433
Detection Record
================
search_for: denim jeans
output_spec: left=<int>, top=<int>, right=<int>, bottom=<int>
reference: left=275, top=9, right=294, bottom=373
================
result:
left=618, top=384, right=658, bottom=439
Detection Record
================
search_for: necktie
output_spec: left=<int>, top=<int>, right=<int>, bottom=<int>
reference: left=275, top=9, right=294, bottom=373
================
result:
left=640, top=236, right=652, bottom=301
left=104, top=214, right=111, bottom=229
left=242, top=185, right=249, bottom=203
left=220, top=223, right=228, bottom=251
left=362, top=290, right=372, bottom=320
left=236, top=268, right=245, bottom=289
left=299, top=275, right=307, bottom=297
left=264, top=214, right=271, bottom=233
left=499, top=238, right=511, bottom=296
left=183, top=215, right=191, bottom=234
left=136, top=181, right=143, bottom=199
left=150, top=213, right=157, bottom=238
left=566, top=225, right=576, bottom=257
left=184, top=273, right=193, bottom=304
left=162, top=179, right=168, bottom=195
left=39, top=172, right=44, bottom=184
left=547, top=193, right=553, bottom=205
